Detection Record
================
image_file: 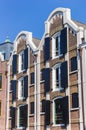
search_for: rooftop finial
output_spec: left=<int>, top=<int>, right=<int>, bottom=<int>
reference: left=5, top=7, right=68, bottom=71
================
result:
left=5, top=36, right=11, bottom=42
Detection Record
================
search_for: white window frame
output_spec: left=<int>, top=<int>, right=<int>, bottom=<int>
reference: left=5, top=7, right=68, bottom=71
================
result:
left=17, top=105, right=26, bottom=129
left=52, top=32, right=61, bottom=59
left=52, top=63, right=63, bottom=91
left=53, top=97, right=64, bottom=126
left=18, top=50, right=24, bottom=73
left=18, top=77, right=25, bottom=100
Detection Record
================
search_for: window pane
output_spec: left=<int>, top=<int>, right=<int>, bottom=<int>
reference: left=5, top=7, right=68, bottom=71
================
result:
left=19, top=107, right=24, bottom=127
left=31, top=73, right=34, bottom=84
left=30, top=102, right=34, bottom=114
left=71, top=57, right=77, bottom=71
left=56, top=37, right=59, bottom=56
left=0, top=101, right=1, bottom=116
left=19, top=105, right=27, bottom=127
left=42, top=100, right=45, bottom=112
left=0, top=75, right=2, bottom=89
left=72, top=93, right=79, bottom=108
left=54, top=98, right=63, bottom=124
left=56, top=68, right=59, bottom=88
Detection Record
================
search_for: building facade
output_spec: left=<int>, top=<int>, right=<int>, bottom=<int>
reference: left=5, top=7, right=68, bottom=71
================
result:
left=0, top=38, right=13, bottom=61
left=0, top=59, right=8, bottom=130
left=0, top=38, right=13, bottom=130
left=6, top=7, right=86, bottom=130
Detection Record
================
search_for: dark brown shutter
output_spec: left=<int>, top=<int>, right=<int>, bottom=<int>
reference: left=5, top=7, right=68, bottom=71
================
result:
left=24, top=48, right=28, bottom=70
left=44, top=37, right=50, bottom=62
left=61, top=61, right=68, bottom=89
left=45, top=100, right=50, bottom=125
left=72, top=93, right=79, bottom=108
left=24, top=76, right=28, bottom=99
left=44, top=68, right=50, bottom=93
left=10, top=107, right=16, bottom=128
left=42, top=99, right=45, bottom=112
left=60, top=28, right=67, bottom=54
left=71, top=57, right=77, bottom=71
left=62, top=96, right=69, bottom=125
left=11, top=80, right=16, bottom=101
left=30, top=102, right=34, bottom=114
left=31, top=72, right=34, bottom=84
left=12, top=54, right=17, bottom=75
left=41, top=69, right=45, bottom=81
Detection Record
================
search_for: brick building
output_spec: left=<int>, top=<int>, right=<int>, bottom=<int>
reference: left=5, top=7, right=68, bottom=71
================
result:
left=6, top=7, right=86, bottom=130
left=0, top=38, right=13, bottom=130
left=0, top=38, right=13, bottom=61
left=0, top=59, right=8, bottom=130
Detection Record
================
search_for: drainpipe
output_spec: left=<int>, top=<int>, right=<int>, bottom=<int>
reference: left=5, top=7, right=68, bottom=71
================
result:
left=34, top=55, right=37, bottom=130
left=79, top=48, right=85, bottom=130
left=6, top=63, right=10, bottom=130
left=34, top=52, right=40, bottom=130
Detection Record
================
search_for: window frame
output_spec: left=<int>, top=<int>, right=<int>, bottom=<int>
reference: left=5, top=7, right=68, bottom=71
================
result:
left=0, top=101, right=1, bottom=116
left=30, top=102, right=34, bottom=114
left=18, top=77, right=25, bottom=100
left=52, top=32, right=61, bottom=59
left=30, top=72, right=34, bottom=84
left=18, top=50, right=24, bottom=73
left=0, top=74, right=2, bottom=89
left=71, top=56, right=77, bottom=72
left=17, top=105, right=27, bottom=129
left=53, top=97, right=64, bottom=126
left=72, top=93, right=79, bottom=109
left=52, top=63, right=63, bottom=91
left=41, top=99, right=45, bottom=113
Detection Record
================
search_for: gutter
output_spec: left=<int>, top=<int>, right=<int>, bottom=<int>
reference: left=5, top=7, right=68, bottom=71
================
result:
left=79, top=48, right=85, bottom=130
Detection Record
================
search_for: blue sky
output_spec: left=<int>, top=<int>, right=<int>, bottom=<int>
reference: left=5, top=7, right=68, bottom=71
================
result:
left=0, top=0, right=86, bottom=43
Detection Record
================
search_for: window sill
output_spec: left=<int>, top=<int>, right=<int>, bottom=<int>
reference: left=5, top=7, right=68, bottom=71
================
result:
left=70, top=107, right=79, bottom=111
left=18, top=97, right=25, bottom=101
left=40, top=80, right=45, bottom=83
left=52, top=54, right=63, bottom=60
left=17, top=126, right=25, bottom=129
left=52, top=124, right=65, bottom=127
left=52, top=87, right=64, bottom=92
left=18, top=69, right=26, bottom=74
left=29, top=114, right=34, bottom=117
left=69, top=70, right=78, bottom=75
left=40, top=112, right=45, bottom=115
left=29, top=83, right=35, bottom=87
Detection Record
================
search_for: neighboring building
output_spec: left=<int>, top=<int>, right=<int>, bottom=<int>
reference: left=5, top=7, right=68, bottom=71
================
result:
left=0, top=38, right=13, bottom=61
left=0, top=57, right=8, bottom=130
left=6, top=7, right=86, bottom=130
left=0, top=38, right=13, bottom=130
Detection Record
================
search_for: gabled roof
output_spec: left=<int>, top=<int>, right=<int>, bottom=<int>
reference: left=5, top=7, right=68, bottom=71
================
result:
left=32, top=37, right=40, bottom=47
left=73, top=20, right=86, bottom=29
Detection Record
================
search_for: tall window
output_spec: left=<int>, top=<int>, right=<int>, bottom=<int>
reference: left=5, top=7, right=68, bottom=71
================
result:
left=71, top=57, right=77, bottom=72
left=19, top=51, right=24, bottom=72
left=72, top=93, right=79, bottom=108
left=42, top=99, right=45, bottom=112
left=53, top=98, right=63, bottom=125
left=0, top=101, right=1, bottom=116
left=18, top=105, right=28, bottom=128
left=0, top=75, right=2, bottom=89
left=52, top=32, right=60, bottom=58
left=52, top=64, right=61, bottom=91
left=30, top=102, right=34, bottom=114
left=18, top=78, right=24, bottom=100
left=31, top=72, right=34, bottom=84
